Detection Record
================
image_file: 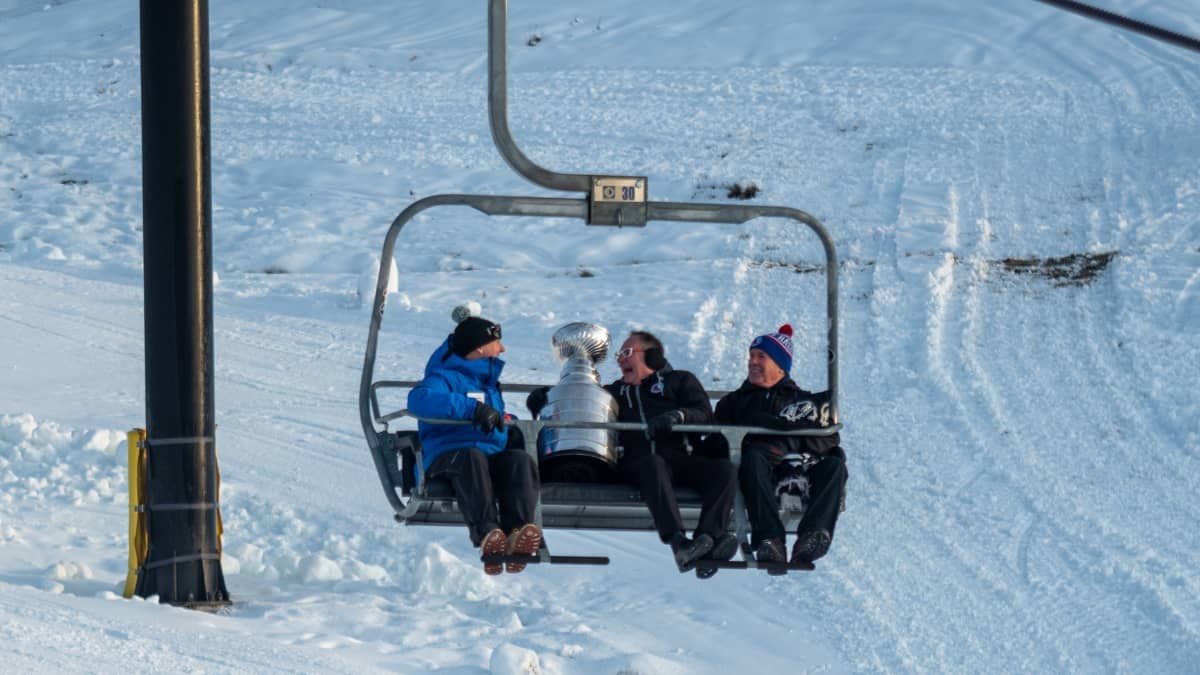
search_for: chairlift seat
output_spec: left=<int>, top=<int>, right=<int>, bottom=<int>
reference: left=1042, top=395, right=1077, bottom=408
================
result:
left=421, top=476, right=703, bottom=506
left=384, top=429, right=708, bottom=531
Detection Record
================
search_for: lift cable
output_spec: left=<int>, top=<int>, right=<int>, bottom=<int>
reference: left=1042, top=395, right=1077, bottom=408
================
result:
left=1034, top=0, right=1200, bottom=54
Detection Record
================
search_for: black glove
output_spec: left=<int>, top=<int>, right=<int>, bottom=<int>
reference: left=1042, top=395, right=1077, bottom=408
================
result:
left=698, top=432, right=730, bottom=458
left=647, top=410, right=684, bottom=439
left=472, top=402, right=505, bottom=434
left=525, top=386, right=550, bottom=419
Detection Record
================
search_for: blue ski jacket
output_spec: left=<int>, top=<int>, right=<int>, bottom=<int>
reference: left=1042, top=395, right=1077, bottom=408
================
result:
left=407, top=338, right=508, bottom=472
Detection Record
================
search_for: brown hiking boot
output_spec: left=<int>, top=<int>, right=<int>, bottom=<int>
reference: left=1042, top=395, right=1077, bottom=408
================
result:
left=480, top=528, right=507, bottom=576
left=504, top=523, right=542, bottom=574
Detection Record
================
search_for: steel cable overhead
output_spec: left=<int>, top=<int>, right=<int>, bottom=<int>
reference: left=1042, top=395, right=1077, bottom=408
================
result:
left=1034, top=0, right=1200, bottom=54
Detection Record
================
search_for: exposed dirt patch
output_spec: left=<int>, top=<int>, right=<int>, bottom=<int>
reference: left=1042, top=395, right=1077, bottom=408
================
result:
left=747, top=252, right=1115, bottom=288
left=726, top=182, right=759, bottom=200
left=749, top=260, right=823, bottom=274
left=994, top=250, right=1118, bottom=287
left=692, top=180, right=760, bottom=200
left=749, top=258, right=874, bottom=275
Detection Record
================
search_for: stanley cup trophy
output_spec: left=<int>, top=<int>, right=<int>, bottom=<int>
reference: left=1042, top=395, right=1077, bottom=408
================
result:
left=538, top=322, right=619, bottom=482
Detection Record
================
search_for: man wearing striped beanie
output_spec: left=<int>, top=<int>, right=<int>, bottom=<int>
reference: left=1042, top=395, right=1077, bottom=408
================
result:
left=703, top=324, right=848, bottom=574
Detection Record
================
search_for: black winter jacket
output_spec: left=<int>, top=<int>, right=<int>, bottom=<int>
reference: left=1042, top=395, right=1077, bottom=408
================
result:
left=604, top=365, right=714, bottom=462
left=708, top=376, right=841, bottom=457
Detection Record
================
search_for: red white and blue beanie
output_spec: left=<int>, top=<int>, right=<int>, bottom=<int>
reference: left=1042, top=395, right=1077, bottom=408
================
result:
left=749, top=324, right=794, bottom=372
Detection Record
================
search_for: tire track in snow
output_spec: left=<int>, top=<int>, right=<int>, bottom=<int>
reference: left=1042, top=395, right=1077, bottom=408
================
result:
left=915, top=98, right=1200, bottom=667
left=207, top=307, right=381, bottom=522
left=881, top=146, right=1071, bottom=668
left=767, top=137, right=926, bottom=672
left=944, top=67, right=1200, bottom=664
left=0, top=267, right=143, bottom=361
left=691, top=228, right=753, bottom=384
left=1054, top=55, right=1200, bottom=652
left=761, top=135, right=988, bottom=672
left=1064, top=171, right=1200, bottom=652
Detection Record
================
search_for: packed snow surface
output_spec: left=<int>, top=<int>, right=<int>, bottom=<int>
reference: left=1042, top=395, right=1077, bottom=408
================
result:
left=1, top=0, right=1198, bottom=672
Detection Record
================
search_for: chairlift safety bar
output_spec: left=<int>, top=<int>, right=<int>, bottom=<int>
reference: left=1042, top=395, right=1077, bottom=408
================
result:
left=358, top=195, right=840, bottom=447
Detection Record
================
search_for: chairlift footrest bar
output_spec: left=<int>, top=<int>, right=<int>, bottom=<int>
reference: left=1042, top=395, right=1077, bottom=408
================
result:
left=692, top=559, right=815, bottom=573
left=481, top=554, right=610, bottom=566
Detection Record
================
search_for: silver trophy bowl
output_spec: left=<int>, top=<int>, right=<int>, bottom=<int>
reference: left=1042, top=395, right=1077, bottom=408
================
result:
left=538, top=322, right=619, bottom=481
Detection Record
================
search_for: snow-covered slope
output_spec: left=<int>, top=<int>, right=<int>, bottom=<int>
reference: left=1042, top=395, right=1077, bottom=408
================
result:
left=2, top=1, right=1198, bottom=672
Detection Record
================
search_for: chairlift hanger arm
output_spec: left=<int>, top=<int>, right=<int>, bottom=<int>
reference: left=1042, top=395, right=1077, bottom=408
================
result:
left=489, top=0, right=592, bottom=193
left=489, top=1, right=654, bottom=227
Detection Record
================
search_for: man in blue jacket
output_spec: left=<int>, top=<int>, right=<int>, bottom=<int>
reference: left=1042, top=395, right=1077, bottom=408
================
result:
left=407, top=315, right=542, bottom=575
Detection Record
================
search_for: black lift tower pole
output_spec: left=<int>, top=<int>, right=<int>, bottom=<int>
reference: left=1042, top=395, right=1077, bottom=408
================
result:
left=136, top=0, right=229, bottom=607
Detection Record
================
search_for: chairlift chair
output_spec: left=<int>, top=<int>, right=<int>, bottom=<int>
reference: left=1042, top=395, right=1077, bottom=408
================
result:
left=358, top=0, right=843, bottom=574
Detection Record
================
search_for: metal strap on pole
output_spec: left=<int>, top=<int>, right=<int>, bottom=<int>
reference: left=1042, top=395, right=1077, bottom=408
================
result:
left=135, top=503, right=220, bottom=513
left=142, top=552, right=222, bottom=571
left=143, top=436, right=214, bottom=448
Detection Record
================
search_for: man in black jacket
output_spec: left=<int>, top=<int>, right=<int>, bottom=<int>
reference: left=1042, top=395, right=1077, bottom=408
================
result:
left=605, top=331, right=738, bottom=573
left=527, top=330, right=737, bottom=575
left=706, top=324, right=847, bottom=571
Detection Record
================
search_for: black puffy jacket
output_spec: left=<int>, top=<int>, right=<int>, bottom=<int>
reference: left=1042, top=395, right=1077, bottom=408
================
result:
left=708, top=376, right=841, bottom=456
left=604, top=366, right=714, bottom=462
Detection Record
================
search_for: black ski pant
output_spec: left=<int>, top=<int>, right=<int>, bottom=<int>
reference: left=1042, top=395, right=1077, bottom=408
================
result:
left=427, top=447, right=539, bottom=547
left=740, top=444, right=847, bottom=548
left=619, top=454, right=737, bottom=544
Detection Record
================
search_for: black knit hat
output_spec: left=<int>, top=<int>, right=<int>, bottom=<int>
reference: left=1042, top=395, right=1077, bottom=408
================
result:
left=451, top=316, right=502, bottom=357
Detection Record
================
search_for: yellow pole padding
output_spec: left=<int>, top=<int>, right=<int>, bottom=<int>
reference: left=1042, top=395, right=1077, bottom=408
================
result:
left=123, top=428, right=148, bottom=598
left=122, top=429, right=224, bottom=598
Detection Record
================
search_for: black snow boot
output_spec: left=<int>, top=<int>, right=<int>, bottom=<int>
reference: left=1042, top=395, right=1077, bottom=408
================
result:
left=670, top=532, right=714, bottom=572
left=791, top=529, right=832, bottom=565
left=695, top=532, right=739, bottom=580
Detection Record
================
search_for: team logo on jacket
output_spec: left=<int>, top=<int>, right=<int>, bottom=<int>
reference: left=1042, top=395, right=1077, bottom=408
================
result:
left=650, top=382, right=664, bottom=395
left=780, top=400, right=815, bottom=422
left=779, top=399, right=832, bottom=426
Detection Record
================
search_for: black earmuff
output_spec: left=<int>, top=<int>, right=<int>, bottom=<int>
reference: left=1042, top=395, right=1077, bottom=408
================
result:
left=643, top=346, right=666, bottom=370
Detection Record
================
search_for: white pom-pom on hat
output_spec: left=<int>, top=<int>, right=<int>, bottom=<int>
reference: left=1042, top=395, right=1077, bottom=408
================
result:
left=451, top=301, right=482, bottom=324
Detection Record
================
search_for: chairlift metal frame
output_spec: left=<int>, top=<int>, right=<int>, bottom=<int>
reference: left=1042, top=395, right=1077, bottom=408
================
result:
left=358, top=0, right=842, bottom=573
